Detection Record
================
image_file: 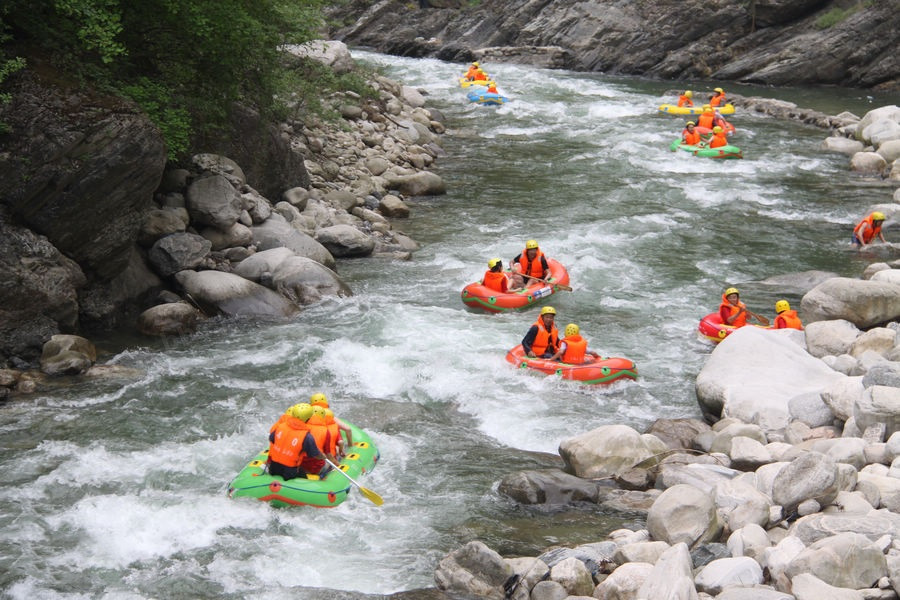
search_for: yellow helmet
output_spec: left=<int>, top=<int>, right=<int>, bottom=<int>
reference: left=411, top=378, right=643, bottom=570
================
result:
left=685, top=121, right=695, bottom=126
left=775, top=300, right=790, bottom=313
left=311, top=405, right=327, bottom=419
left=713, top=126, right=723, bottom=133
left=684, top=90, right=693, bottom=97
left=290, top=403, right=314, bottom=421
left=714, top=87, right=724, bottom=93
left=872, top=211, right=886, bottom=221
left=488, top=257, right=501, bottom=269
left=309, top=392, right=328, bottom=407
left=472, top=61, right=480, bottom=67
left=525, top=239, right=539, bottom=250
left=323, top=408, right=334, bottom=419
left=724, top=287, right=739, bottom=297
left=540, top=306, right=556, bottom=315
left=702, top=104, right=712, bottom=111
left=564, top=323, right=579, bottom=337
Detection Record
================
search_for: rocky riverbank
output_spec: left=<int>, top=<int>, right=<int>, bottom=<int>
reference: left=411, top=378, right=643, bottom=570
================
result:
left=0, top=41, right=446, bottom=397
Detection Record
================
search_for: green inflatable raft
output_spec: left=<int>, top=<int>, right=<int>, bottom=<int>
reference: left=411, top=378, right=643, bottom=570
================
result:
left=669, top=138, right=743, bottom=159
left=227, top=421, right=379, bottom=508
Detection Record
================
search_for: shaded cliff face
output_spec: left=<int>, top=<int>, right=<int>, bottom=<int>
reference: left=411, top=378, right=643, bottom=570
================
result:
left=333, top=0, right=899, bottom=89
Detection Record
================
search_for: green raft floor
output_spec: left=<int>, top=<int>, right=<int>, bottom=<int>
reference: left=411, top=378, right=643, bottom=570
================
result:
left=227, top=421, right=379, bottom=508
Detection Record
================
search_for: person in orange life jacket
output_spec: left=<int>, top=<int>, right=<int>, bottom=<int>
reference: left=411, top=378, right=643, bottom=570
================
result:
left=301, top=405, right=336, bottom=476
left=465, top=61, right=480, bottom=80
left=309, top=392, right=353, bottom=454
left=511, top=239, right=550, bottom=284
left=852, top=211, right=887, bottom=248
left=677, top=90, right=693, bottom=107
left=718, top=287, right=765, bottom=327
left=682, top=121, right=701, bottom=145
left=549, top=323, right=601, bottom=364
left=486, top=83, right=499, bottom=94
left=709, top=87, right=726, bottom=107
left=696, top=105, right=716, bottom=129
left=773, top=300, right=803, bottom=330
left=473, top=69, right=488, bottom=81
left=483, top=258, right=511, bottom=293
left=708, top=126, right=728, bottom=149
left=267, top=403, right=327, bottom=480
left=522, top=305, right=560, bottom=358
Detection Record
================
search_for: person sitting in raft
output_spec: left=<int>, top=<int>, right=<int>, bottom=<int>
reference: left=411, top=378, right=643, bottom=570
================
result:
left=486, top=83, right=499, bottom=94
left=309, top=392, right=354, bottom=454
left=464, top=61, right=480, bottom=80
left=708, top=125, right=728, bottom=149
left=852, top=211, right=887, bottom=249
left=483, top=258, right=518, bottom=293
left=719, top=287, right=766, bottom=327
left=303, top=405, right=339, bottom=475
left=773, top=300, right=803, bottom=330
left=472, top=68, right=489, bottom=82
left=511, top=239, right=550, bottom=285
left=267, top=403, right=327, bottom=480
left=549, top=323, right=602, bottom=364
left=709, top=87, right=726, bottom=107
left=677, top=90, right=694, bottom=107
left=682, top=121, right=701, bottom=145
left=522, top=305, right=559, bottom=358
left=696, top=104, right=716, bottom=130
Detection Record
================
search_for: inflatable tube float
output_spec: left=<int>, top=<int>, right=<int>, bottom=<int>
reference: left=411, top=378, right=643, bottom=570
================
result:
left=227, top=421, right=379, bottom=508
left=658, top=103, right=736, bottom=116
left=461, top=258, right=570, bottom=313
left=459, top=77, right=495, bottom=88
left=670, top=139, right=743, bottom=159
left=466, top=89, right=509, bottom=106
left=695, top=120, right=736, bottom=135
left=698, top=312, right=772, bottom=343
left=505, top=344, right=638, bottom=386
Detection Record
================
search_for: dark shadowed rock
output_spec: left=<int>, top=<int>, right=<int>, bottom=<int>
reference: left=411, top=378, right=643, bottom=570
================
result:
left=497, top=469, right=600, bottom=505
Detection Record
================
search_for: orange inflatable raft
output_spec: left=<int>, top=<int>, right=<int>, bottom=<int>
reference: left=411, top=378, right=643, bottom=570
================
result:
left=460, top=259, right=570, bottom=313
left=505, top=344, right=638, bottom=386
left=698, top=312, right=771, bottom=343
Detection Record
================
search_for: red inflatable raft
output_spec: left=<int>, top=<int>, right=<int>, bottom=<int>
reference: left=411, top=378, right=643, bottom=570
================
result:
left=698, top=312, right=771, bottom=344
left=461, top=259, right=570, bottom=313
left=505, top=344, right=638, bottom=386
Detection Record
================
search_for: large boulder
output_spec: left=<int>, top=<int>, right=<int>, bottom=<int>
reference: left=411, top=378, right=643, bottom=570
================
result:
left=40, top=334, right=96, bottom=376
left=434, top=541, right=512, bottom=600
left=558, top=424, right=658, bottom=479
left=251, top=216, right=336, bottom=269
left=0, top=71, right=166, bottom=281
left=801, top=277, right=900, bottom=328
left=646, top=484, right=722, bottom=547
left=270, top=256, right=353, bottom=305
left=695, top=327, right=844, bottom=433
left=185, top=174, right=243, bottom=231
left=174, top=270, right=298, bottom=318
left=137, top=302, right=204, bottom=336
left=785, top=532, right=887, bottom=589
left=315, top=224, right=376, bottom=257
left=147, top=233, right=212, bottom=277
left=497, top=469, right=600, bottom=505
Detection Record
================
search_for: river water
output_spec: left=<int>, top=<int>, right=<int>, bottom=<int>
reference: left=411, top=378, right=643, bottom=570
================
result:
left=2, top=52, right=899, bottom=599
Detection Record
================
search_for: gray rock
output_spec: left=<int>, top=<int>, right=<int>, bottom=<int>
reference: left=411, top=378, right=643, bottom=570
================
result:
left=801, top=278, right=900, bottom=329
left=139, top=208, right=187, bottom=247
left=251, top=217, right=335, bottom=269
left=137, top=302, right=203, bottom=336
left=497, top=469, right=599, bottom=505
left=174, top=270, right=298, bottom=318
left=271, top=256, right=352, bottom=305
left=647, top=484, right=722, bottom=547
left=147, top=233, right=212, bottom=277
left=433, top=541, right=511, bottom=600
left=772, top=451, right=839, bottom=514
left=40, top=334, right=96, bottom=376
left=694, top=556, right=763, bottom=596
left=185, top=174, right=243, bottom=231
left=315, top=224, right=376, bottom=258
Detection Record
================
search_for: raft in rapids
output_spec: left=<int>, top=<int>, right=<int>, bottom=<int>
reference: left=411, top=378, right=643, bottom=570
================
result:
left=505, top=344, right=638, bottom=385
left=461, top=259, right=570, bottom=313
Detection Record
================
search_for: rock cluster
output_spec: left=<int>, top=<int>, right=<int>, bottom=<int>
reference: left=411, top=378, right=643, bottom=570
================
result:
left=435, top=263, right=900, bottom=598
left=821, top=105, right=900, bottom=182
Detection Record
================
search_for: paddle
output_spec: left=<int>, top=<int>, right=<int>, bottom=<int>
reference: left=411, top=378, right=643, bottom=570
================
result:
left=747, top=310, right=770, bottom=326
left=525, top=276, right=572, bottom=292
left=324, top=457, right=384, bottom=506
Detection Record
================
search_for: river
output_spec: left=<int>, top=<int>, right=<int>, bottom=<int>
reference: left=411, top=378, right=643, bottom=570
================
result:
left=1, top=52, right=899, bottom=599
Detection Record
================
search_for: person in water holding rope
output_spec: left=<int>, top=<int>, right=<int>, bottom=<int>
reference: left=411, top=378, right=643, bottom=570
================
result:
left=267, top=403, right=327, bottom=480
left=549, top=323, right=602, bottom=364
left=511, top=239, right=550, bottom=285
left=522, top=305, right=560, bottom=358
left=773, top=300, right=803, bottom=330
left=852, top=211, right=887, bottom=249
left=719, top=287, right=768, bottom=327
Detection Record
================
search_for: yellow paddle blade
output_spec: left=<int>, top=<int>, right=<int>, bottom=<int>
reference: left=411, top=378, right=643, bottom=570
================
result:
left=359, top=486, right=384, bottom=506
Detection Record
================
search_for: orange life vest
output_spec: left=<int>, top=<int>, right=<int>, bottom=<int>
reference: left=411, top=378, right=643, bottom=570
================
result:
left=324, top=416, right=341, bottom=455
left=268, top=417, right=312, bottom=467
left=473, top=71, right=487, bottom=81
left=677, top=95, right=693, bottom=107
left=517, top=249, right=546, bottom=279
left=465, top=66, right=478, bottom=79
left=709, top=132, right=728, bottom=148
left=682, top=129, right=701, bottom=145
left=710, top=92, right=726, bottom=107
left=306, top=415, right=332, bottom=455
left=719, top=294, right=747, bottom=328
left=487, top=85, right=498, bottom=93
left=561, top=335, right=588, bottom=364
left=775, top=310, right=803, bottom=330
left=697, top=112, right=715, bottom=129
left=530, top=317, right=559, bottom=356
left=483, top=270, right=509, bottom=293
left=853, top=214, right=882, bottom=244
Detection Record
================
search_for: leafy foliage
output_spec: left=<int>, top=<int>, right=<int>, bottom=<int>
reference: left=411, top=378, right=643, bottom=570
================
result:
left=1, top=0, right=347, bottom=159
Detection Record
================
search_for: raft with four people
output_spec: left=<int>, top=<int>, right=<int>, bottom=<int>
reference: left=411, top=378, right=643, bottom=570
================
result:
left=658, top=103, right=736, bottom=116
left=670, top=139, right=743, bottom=159
left=227, top=421, right=379, bottom=508
left=461, top=258, right=570, bottom=313
left=505, top=345, right=638, bottom=385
